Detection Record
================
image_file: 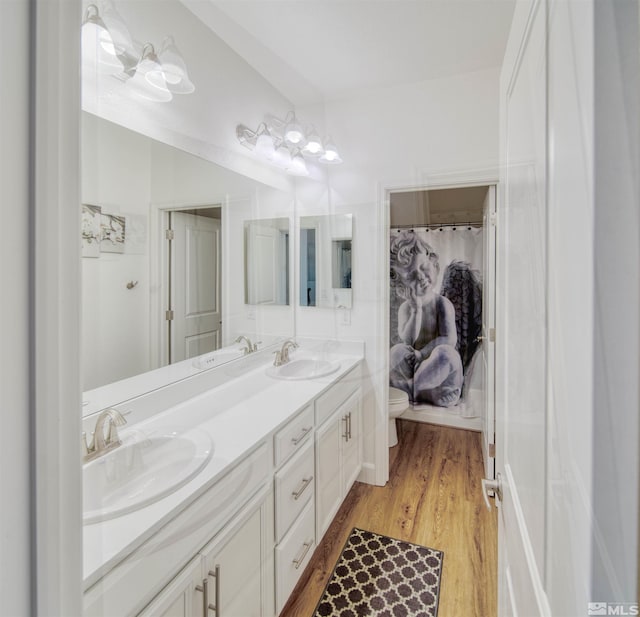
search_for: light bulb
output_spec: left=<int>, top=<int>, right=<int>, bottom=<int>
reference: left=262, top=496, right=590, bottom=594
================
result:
left=319, top=139, right=343, bottom=164
left=302, top=130, right=323, bottom=156
left=284, top=113, right=306, bottom=146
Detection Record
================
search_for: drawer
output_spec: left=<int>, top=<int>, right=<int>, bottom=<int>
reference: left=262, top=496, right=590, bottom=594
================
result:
left=315, top=365, right=360, bottom=425
left=275, top=500, right=315, bottom=614
left=274, top=439, right=314, bottom=542
left=274, top=404, right=313, bottom=467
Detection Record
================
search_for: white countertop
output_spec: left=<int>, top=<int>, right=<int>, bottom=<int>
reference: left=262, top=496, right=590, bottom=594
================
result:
left=83, top=344, right=363, bottom=590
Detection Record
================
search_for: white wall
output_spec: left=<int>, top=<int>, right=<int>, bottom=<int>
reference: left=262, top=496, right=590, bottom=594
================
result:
left=82, top=113, right=152, bottom=390
left=296, top=68, right=501, bottom=482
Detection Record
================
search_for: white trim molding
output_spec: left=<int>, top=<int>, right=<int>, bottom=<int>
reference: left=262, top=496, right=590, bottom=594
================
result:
left=33, top=0, right=83, bottom=614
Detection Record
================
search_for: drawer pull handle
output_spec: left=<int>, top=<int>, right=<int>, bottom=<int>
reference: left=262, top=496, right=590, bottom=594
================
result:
left=292, top=541, right=312, bottom=569
left=207, top=565, right=220, bottom=615
left=348, top=411, right=352, bottom=440
left=342, top=415, right=349, bottom=441
left=195, top=577, right=208, bottom=617
left=292, top=476, right=313, bottom=500
left=291, top=426, right=312, bottom=445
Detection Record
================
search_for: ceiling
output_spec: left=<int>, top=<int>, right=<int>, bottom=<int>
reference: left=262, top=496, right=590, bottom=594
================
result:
left=183, top=0, right=516, bottom=106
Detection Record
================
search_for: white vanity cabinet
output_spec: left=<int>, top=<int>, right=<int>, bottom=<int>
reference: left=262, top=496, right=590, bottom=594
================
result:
left=84, top=356, right=364, bottom=617
left=315, top=385, right=362, bottom=541
left=138, top=489, right=274, bottom=617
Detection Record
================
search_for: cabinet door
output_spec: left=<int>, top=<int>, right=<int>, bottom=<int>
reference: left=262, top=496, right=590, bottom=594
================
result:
left=203, top=507, right=263, bottom=617
left=315, top=410, right=344, bottom=540
left=341, top=392, right=362, bottom=495
left=137, top=557, right=202, bottom=617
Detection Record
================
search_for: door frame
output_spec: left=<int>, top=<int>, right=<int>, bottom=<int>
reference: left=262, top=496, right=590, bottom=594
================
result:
left=149, top=201, right=224, bottom=369
left=376, top=166, right=499, bottom=487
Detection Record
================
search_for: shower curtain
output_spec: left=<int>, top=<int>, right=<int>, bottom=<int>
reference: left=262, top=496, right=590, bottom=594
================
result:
left=389, top=226, right=483, bottom=410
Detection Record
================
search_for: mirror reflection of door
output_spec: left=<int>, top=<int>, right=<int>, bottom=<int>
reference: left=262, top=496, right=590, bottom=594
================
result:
left=300, top=228, right=317, bottom=306
left=168, top=208, right=222, bottom=363
left=244, top=219, right=290, bottom=305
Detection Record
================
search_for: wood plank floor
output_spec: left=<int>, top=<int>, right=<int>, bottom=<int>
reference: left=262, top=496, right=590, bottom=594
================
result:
left=280, top=420, right=497, bottom=617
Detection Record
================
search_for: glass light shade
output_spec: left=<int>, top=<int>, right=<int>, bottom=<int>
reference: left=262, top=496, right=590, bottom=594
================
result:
left=284, top=114, right=306, bottom=146
left=138, top=46, right=171, bottom=97
left=255, top=133, right=276, bottom=160
left=100, top=2, right=133, bottom=57
left=319, top=140, right=343, bottom=164
left=158, top=37, right=195, bottom=94
left=288, top=152, right=309, bottom=176
left=128, top=64, right=172, bottom=102
left=302, top=130, right=324, bottom=156
left=273, top=144, right=292, bottom=168
left=82, top=5, right=123, bottom=70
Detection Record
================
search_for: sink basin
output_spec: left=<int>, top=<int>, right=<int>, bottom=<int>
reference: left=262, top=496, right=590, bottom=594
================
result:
left=267, top=358, right=340, bottom=380
left=83, top=427, right=213, bottom=524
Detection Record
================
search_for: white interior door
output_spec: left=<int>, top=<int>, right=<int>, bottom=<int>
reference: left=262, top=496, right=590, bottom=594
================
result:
left=494, top=2, right=549, bottom=615
left=170, top=212, right=221, bottom=363
left=481, top=185, right=496, bottom=481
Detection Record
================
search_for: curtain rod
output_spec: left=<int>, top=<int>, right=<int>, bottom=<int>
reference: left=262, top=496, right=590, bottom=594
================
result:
left=391, top=221, right=483, bottom=230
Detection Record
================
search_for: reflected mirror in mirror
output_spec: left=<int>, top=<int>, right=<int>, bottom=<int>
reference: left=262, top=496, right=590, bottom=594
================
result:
left=299, top=214, right=353, bottom=309
left=244, top=218, right=290, bottom=305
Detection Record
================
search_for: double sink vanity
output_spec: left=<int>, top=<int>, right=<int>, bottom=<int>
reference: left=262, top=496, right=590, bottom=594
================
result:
left=82, top=339, right=364, bottom=617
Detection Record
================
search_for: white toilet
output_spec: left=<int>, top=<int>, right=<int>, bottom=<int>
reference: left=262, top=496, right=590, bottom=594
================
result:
left=388, top=387, right=410, bottom=447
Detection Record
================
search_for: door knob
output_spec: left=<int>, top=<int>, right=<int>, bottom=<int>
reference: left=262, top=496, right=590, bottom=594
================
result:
left=481, top=472, right=502, bottom=510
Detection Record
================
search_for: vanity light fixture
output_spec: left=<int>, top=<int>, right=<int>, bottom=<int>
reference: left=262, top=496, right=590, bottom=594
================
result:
left=81, top=0, right=195, bottom=101
left=236, top=111, right=342, bottom=175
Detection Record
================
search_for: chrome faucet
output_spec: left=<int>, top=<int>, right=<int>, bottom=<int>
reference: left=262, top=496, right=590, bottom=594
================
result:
left=235, top=335, right=261, bottom=355
left=273, top=339, right=299, bottom=367
left=82, top=408, right=128, bottom=462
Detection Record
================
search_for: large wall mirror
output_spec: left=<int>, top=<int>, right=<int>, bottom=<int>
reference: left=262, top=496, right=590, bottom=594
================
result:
left=81, top=114, right=294, bottom=415
left=300, top=214, right=353, bottom=309
left=244, top=218, right=290, bottom=305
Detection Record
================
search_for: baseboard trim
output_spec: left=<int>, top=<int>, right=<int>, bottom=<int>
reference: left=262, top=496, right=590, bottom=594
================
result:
left=358, top=462, right=381, bottom=486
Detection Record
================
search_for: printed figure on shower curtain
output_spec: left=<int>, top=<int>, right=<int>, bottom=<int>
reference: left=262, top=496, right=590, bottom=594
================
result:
left=389, top=230, right=482, bottom=407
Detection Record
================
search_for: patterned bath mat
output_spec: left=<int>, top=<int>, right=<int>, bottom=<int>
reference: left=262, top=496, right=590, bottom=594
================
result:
left=313, top=528, right=444, bottom=617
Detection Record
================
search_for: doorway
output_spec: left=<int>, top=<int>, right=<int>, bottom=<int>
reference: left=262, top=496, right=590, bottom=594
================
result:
left=386, top=183, right=497, bottom=482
